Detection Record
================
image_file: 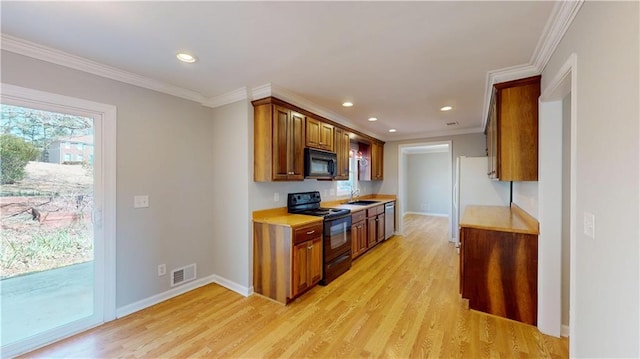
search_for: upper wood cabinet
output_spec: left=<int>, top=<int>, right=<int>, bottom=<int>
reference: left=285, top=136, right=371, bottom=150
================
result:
left=334, top=127, right=351, bottom=180
left=487, top=75, right=540, bottom=181
left=254, top=100, right=305, bottom=181
left=371, top=142, right=384, bottom=181
left=306, top=117, right=334, bottom=152
left=252, top=97, right=384, bottom=182
left=358, top=141, right=384, bottom=181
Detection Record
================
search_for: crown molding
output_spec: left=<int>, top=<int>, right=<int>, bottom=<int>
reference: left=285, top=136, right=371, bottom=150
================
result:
left=480, top=0, right=583, bottom=131
left=250, top=83, right=273, bottom=100
left=531, top=0, right=584, bottom=73
left=202, top=87, right=248, bottom=108
left=250, top=83, right=381, bottom=141
left=1, top=33, right=206, bottom=104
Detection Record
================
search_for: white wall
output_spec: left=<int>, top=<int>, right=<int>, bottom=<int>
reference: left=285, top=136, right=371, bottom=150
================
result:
left=542, top=2, right=639, bottom=356
left=512, top=182, right=538, bottom=219
left=406, top=152, right=450, bottom=215
left=210, top=100, right=251, bottom=290
left=1, top=50, right=217, bottom=308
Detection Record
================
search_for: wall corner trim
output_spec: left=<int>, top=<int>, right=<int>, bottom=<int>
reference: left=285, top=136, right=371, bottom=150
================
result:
left=202, top=87, right=248, bottom=108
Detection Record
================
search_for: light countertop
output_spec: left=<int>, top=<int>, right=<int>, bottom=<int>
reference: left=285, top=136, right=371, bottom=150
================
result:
left=459, top=204, right=539, bottom=235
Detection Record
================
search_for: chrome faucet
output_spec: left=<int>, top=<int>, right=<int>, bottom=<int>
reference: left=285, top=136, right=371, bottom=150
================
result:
left=349, top=188, right=360, bottom=202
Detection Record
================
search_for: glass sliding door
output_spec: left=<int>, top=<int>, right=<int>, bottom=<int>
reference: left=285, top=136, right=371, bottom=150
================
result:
left=0, top=85, right=115, bottom=357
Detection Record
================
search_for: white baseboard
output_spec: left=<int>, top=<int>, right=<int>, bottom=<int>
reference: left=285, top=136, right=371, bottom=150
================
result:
left=116, top=274, right=252, bottom=318
left=561, top=324, right=569, bottom=337
left=212, top=275, right=253, bottom=297
left=404, top=211, right=449, bottom=218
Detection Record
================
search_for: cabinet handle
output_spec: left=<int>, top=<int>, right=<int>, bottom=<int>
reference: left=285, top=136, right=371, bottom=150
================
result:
left=288, top=171, right=294, bottom=175
left=307, top=245, right=313, bottom=250
left=306, top=230, right=315, bottom=235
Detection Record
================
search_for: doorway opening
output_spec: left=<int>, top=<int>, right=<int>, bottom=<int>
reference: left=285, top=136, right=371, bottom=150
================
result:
left=397, top=141, right=452, bottom=239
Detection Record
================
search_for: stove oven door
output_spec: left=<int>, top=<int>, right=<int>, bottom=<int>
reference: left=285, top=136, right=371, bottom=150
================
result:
left=324, top=214, right=352, bottom=262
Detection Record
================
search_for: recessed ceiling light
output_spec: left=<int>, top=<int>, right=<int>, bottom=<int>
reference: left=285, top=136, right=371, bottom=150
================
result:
left=176, top=52, right=197, bottom=63
left=342, top=102, right=354, bottom=107
left=389, top=129, right=397, bottom=133
left=440, top=106, right=453, bottom=111
left=368, top=117, right=378, bottom=122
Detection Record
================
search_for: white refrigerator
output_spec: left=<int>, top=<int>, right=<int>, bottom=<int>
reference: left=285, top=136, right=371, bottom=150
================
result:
left=452, top=156, right=511, bottom=245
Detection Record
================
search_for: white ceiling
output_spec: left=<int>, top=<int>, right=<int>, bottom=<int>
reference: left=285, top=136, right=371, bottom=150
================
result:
left=1, top=1, right=558, bottom=141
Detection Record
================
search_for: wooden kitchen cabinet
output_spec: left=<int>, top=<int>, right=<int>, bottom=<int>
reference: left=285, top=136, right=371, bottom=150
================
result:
left=253, top=99, right=305, bottom=181
left=486, top=75, right=540, bottom=181
left=351, top=210, right=368, bottom=259
left=292, top=236, right=323, bottom=298
left=358, top=141, right=384, bottom=181
left=366, top=205, right=385, bottom=248
left=371, top=141, right=384, bottom=181
left=306, top=116, right=334, bottom=152
left=334, top=127, right=351, bottom=180
left=253, top=221, right=323, bottom=304
left=459, top=205, right=538, bottom=325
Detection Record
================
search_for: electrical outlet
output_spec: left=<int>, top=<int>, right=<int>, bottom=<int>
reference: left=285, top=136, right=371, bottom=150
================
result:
left=134, top=195, right=149, bottom=208
left=583, top=212, right=595, bottom=239
left=274, top=192, right=279, bottom=202
left=158, top=264, right=166, bottom=276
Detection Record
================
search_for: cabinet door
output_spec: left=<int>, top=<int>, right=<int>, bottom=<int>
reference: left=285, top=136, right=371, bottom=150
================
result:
left=319, top=122, right=334, bottom=152
left=273, top=106, right=304, bottom=181
left=367, top=216, right=377, bottom=248
left=289, top=111, right=305, bottom=180
left=308, top=237, right=323, bottom=285
left=492, top=75, right=540, bottom=181
left=376, top=213, right=385, bottom=243
left=292, top=240, right=310, bottom=298
left=334, top=128, right=351, bottom=180
left=305, top=117, right=321, bottom=149
left=371, top=142, right=384, bottom=180
left=307, top=117, right=334, bottom=152
left=272, top=105, right=291, bottom=180
left=351, top=220, right=367, bottom=258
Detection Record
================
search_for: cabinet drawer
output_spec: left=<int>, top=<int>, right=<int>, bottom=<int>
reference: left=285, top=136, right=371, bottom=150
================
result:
left=294, top=223, right=323, bottom=244
left=351, top=210, right=366, bottom=223
left=367, top=205, right=384, bottom=217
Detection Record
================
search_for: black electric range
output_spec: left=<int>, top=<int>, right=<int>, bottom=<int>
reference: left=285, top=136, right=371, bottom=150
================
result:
left=287, top=191, right=352, bottom=285
left=287, top=191, right=351, bottom=219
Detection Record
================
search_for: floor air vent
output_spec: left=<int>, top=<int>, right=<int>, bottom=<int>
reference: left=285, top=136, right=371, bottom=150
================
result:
left=171, top=263, right=196, bottom=287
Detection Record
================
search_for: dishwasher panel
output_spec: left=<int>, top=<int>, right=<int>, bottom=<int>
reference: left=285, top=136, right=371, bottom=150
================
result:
left=384, top=202, right=395, bottom=239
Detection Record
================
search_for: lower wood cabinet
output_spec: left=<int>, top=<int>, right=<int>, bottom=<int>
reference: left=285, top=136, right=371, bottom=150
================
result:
left=253, top=221, right=323, bottom=304
left=292, top=237, right=322, bottom=298
left=351, top=211, right=368, bottom=259
left=459, top=226, right=538, bottom=325
left=366, top=205, right=385, bottom=249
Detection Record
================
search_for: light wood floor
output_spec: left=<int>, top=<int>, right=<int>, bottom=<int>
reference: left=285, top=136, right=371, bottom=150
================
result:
left=24, top=214, right=568, bottom=358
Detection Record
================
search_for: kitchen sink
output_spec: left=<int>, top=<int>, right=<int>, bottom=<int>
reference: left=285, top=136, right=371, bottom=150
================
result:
left=346, top=200, right=380, bottom=205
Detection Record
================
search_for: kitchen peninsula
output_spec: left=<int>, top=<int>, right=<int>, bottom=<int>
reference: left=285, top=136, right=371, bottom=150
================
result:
left=459, top=204, right=539, bottom=325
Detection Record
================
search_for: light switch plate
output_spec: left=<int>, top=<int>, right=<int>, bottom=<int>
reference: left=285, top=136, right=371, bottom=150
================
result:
left=583, top=212, right=595, bottom=239
left=134, top=195, right=149, bottom=208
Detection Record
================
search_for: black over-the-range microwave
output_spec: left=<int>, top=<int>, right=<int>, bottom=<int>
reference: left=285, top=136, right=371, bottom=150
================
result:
left=304, top=148, right=337, bottom=179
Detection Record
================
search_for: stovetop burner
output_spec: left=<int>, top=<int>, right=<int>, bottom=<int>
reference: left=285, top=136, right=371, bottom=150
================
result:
left=287, top=192, right=350, bottom=220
